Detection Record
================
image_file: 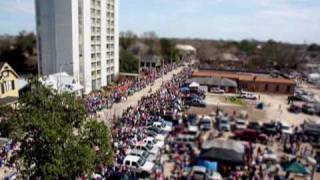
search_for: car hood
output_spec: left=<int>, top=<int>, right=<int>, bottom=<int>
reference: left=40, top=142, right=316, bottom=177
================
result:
left=155, top=141, right=165, bottom=148
left=150, top=147, right=160, bottom=155
left=147, top=154, right=157, bottom=162
left=141, top=161, right=155, bottom=173
left=282, top=129, right=293, bottom=134
left=155, top=134, right=166, bottom=141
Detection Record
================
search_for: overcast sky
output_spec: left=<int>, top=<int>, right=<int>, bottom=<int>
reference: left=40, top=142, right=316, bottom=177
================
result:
left=0, top=0, right=319, bottom=44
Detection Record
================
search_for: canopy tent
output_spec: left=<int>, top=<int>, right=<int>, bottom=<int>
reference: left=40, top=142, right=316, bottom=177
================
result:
left=189, top=82, right=200, bottom=88
left=282, top=161, right=309, bottom=175
left=200, top=140, right=246, bottom=166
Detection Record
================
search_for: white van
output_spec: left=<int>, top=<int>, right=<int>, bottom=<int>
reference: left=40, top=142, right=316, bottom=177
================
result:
left=123, top=155, right=155, bottom=175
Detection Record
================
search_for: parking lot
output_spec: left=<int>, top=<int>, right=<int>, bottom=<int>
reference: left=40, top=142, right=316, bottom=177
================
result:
left=102, top=70, right=320, bottom=179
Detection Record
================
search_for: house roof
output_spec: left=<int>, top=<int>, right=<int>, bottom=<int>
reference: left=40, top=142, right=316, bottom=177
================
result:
left=0, top=96, right=18, bottom=105
left=0, top=62, right=19, bottom=78
left=186, top=77, right=238, bottom=87
left=192, top=71, right=295, bottom=85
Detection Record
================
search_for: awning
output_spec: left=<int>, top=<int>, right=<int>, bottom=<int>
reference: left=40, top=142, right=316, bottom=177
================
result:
left=200, top=140, right=246, bottom=165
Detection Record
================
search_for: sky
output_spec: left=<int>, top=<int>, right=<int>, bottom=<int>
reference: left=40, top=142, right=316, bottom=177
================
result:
left=0, top=0, right=320, bottom=44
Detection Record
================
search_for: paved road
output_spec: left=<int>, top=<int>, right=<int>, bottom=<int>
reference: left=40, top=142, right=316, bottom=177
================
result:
left=98, top=64, right=187, bottom=125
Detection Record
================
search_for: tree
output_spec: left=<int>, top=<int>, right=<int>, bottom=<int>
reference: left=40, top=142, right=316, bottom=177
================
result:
left=120, top=31, right=137, bottom=50
left=2, top=79, right=114, bottom=179
left=0, top=31, right=37, bottom=74
left=120, top=50, right=139, bottom=73
left=141, top=31, right=160, bottom=55
left=160, top=38, right=178, bottom=63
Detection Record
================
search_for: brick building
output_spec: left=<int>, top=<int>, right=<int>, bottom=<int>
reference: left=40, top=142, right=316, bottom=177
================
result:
left=192, top=70, right=295, bottom=95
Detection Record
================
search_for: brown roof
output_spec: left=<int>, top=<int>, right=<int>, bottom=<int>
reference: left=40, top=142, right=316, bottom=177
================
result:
left=192, top=71, right=295, bottom=85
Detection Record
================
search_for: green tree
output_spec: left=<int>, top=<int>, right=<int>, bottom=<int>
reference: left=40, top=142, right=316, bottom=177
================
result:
left=3, top=79, right=114, bottom=179
left=0, top=31, right=37, bottom=74
left=120, top=50, right=139, bottom=73
left=160, top=38, right=178, bottom=63
left=120, top=31, right=137, bottom=50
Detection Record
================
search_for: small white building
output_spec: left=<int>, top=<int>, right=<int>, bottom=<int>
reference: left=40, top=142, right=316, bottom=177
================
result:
left=40, top=72, right=83, bottom=95
left=176, top=44, right=197, bottom=54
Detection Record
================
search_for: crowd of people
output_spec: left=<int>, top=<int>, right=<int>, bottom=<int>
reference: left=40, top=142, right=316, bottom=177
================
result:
left=84, top=63, right=181, bottom=117
left=87, top=66, right=193, bottom=179
left=82, top=59, right=319, bottom=180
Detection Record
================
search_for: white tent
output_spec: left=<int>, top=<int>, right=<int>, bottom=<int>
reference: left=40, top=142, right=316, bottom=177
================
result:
left=308, top=73, right=320, bottom=82
left=189, top=82, right=200, bottom=88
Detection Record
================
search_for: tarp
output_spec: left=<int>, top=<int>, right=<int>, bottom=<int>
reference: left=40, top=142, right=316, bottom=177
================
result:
left=282, top=161, right=309, bottom=174
left=200, top=140, right=246, bottom=165
left=198, top=160, right=218, bottom=171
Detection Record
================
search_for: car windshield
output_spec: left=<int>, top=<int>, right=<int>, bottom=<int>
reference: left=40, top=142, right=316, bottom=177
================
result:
left=142, top=151, right=149, bottom=158
left=137, top=158, right=146, bottom=166
left=282, top=126, right=290, bottom=130
left=146, top=143, right=153, bottom=150
left=237, top=121, right=246, bottom=125
left=265, top=124, right=275, bottom=129
left=221, top=120, right=228, bottom=124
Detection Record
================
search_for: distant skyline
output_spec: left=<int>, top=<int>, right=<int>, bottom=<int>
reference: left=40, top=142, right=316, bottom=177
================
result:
left=0, top=0, right=320, bottom=44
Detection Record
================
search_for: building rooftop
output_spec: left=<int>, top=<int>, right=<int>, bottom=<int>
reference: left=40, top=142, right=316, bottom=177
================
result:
left=192, top=70, right=295, bottom=85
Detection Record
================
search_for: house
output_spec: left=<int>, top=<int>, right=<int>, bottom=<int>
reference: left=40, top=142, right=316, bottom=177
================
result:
left=140, top=55, right=162, bottom=69
left=0, top=62, right=19, bottom=105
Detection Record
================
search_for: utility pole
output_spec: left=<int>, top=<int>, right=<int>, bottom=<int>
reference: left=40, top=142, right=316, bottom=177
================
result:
left=162, top=58, right=164, bottom=82
left=138, top=53, right=141, bottom=84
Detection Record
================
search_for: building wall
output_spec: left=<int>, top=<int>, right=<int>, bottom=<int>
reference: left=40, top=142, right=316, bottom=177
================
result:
left=0, top=71, right=19, bottom=98
left=240, top=82, right=294, bottom=94
left=36, top=0, right=119, bottom=94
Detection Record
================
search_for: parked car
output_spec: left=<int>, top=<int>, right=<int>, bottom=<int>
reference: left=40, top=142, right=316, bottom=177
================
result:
left=302, top=103, right=316, bottom=115
left=247, top=121, right=261, bottom=132
left=216, top=116, right=231, bottom=131
left=277, top=122, right=294, bottom=135
left=144, top=130, right=166, bottom=142
left=288, top=104, right=301, bottom=113
left=189, top=98, right=207, bottom=107
left=239, top=91, right=257, bottom=100
left=262, top=122, right=278, bottom=135
left=174, top=134, right=197, bottom=147
left=189, top=166, right=222, bottom=180
left=143, top=137, right=165, bottom=149
left=152, top=120, right=173, bottom=132
left=199, top=116, right=213, bottom=131
left=133, top=142, right=160, bottom=155
left=123, top=155, right=155, bottom=176
left=210, top=88, right=225, bottom=94
left=234, top=119, right=247, bottom=130
left=303, top=122, right=320, bottom=139
left=233, top=129, right=268, bottom=144
left=128, top=149, right=156, bottom=162
left=188, top=113, right=198, bottom=125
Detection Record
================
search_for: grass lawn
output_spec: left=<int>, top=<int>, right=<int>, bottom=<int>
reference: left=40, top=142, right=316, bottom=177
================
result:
left=221, top=96, right=246, bottom=106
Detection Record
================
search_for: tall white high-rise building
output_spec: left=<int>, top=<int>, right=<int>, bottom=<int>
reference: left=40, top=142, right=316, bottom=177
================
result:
left=35, top=0, right=119, bottom=94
